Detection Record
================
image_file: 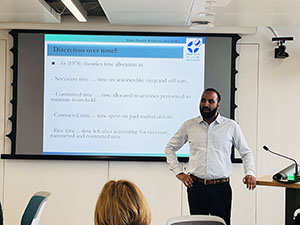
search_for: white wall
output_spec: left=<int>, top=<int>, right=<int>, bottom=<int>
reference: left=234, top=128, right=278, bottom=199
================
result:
left=240, top=23, right=300, bottom=225
left=255, top=25, right=300, bottom=225
left=0, top=21, right=300, bottom=225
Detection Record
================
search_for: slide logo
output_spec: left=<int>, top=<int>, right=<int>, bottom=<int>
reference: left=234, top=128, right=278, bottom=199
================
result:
left=187, top=39, right=202, bottom=54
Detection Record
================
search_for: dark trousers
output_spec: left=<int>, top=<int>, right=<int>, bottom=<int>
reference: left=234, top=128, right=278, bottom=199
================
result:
left=187, top=181, right=232, bottom=225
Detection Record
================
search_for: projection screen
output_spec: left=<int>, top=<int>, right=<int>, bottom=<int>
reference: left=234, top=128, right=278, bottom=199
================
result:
left=3, top=30, right=240, bottom=162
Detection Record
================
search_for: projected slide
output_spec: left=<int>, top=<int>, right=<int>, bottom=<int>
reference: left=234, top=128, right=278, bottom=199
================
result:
left=43, top=34, right=205, bottom=156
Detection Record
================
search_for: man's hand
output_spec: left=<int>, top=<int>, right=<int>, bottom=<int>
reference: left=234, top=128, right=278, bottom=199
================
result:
left=176, top=173, right=194, bottom=188
left=243, top=175, right=256, bottom=190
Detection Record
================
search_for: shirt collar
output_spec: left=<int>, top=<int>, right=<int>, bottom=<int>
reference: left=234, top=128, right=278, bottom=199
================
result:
left=215, top=113, right=223, bottom=124
left=198, top=113, right=223, bottom=124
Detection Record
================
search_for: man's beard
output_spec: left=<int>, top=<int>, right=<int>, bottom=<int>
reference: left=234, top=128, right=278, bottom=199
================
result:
left=200, top=106, right=218, bottom=119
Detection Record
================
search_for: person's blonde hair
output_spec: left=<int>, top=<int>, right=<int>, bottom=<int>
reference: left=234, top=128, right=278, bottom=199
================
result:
left=94, top=179, right=151, bottom=225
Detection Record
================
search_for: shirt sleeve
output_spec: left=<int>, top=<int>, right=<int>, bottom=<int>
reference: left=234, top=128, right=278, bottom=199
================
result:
left=165, top=122, right=188, bottom=175
left=233, top=122, right=256, bottom=177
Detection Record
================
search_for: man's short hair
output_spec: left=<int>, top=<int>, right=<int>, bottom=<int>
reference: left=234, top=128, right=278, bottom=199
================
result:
left=204, top=88, right=221, bottom=103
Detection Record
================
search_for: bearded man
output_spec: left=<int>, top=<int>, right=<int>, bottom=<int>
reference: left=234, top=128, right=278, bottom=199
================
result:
left=165, top=88, right=256, bottom=225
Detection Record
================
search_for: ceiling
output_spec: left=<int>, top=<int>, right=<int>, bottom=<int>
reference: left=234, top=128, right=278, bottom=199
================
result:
left=0, top=0, right=300, bottom=30
left=45, top=0, right=106, bottom=17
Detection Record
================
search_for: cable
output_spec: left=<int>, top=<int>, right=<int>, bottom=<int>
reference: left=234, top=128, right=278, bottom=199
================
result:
left=267, top=26, right=278, bottom=38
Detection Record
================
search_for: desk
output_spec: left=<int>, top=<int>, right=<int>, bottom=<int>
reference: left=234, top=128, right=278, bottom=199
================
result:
left=257, top=175, right=300, bottom=225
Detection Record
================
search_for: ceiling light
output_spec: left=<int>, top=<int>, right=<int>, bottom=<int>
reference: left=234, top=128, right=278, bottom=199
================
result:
left=189, top=11, right=215, bottom=30
left=189, top=21, right=214, bottom=30
left=197, top=11, right=216, bottom=17
left=61, top=0, right=88, bottom=22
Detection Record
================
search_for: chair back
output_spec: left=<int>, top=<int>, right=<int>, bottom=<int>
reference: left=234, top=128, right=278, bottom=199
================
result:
left=294, top=208, right=300, bottom=225
left=167, top=215, right=226, bottom=225
left=21, top=191, right=51, bottom=225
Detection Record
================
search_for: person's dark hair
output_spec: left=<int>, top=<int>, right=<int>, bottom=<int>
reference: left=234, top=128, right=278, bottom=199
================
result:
left=204, top=88, right=221, bottom=103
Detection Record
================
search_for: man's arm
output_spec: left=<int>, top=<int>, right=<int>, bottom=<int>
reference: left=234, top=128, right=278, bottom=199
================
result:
left=233, top=122, right=256, bottom=190
left=243, top=175, right=256, bottom=190
left=165, top=123, right=188, bottom=176
left=176, top=173, right=194, bottom=188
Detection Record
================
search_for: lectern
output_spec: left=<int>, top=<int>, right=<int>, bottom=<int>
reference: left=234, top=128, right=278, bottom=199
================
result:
left=257, top=175, right=300, bottom=225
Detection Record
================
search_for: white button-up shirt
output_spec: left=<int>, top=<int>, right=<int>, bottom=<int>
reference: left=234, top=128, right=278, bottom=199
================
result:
left=165, top=114, right=255, bottom=179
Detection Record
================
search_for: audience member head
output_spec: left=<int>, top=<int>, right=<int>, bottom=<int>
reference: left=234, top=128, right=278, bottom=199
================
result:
left=94, top=179, right=151, bottom=225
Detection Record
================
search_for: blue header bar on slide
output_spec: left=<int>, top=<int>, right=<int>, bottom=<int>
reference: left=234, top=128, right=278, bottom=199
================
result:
left=45, top=34, right=194, bottom=44
left=47, top=44, right=183, bottom=58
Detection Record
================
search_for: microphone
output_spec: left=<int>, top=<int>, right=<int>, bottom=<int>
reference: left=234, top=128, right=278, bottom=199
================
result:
left=263, top=145, right=299, bottom=182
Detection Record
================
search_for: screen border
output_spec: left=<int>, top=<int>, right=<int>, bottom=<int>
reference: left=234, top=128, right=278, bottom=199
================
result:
left=2, top=29, right=241, bottom=163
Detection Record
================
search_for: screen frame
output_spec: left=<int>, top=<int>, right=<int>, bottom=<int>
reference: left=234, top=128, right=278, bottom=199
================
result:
left=2, top=29, right=241, bottom=163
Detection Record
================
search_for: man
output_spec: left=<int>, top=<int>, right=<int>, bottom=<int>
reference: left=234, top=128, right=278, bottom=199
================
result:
left=165, top=88, right=256, bottom=225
